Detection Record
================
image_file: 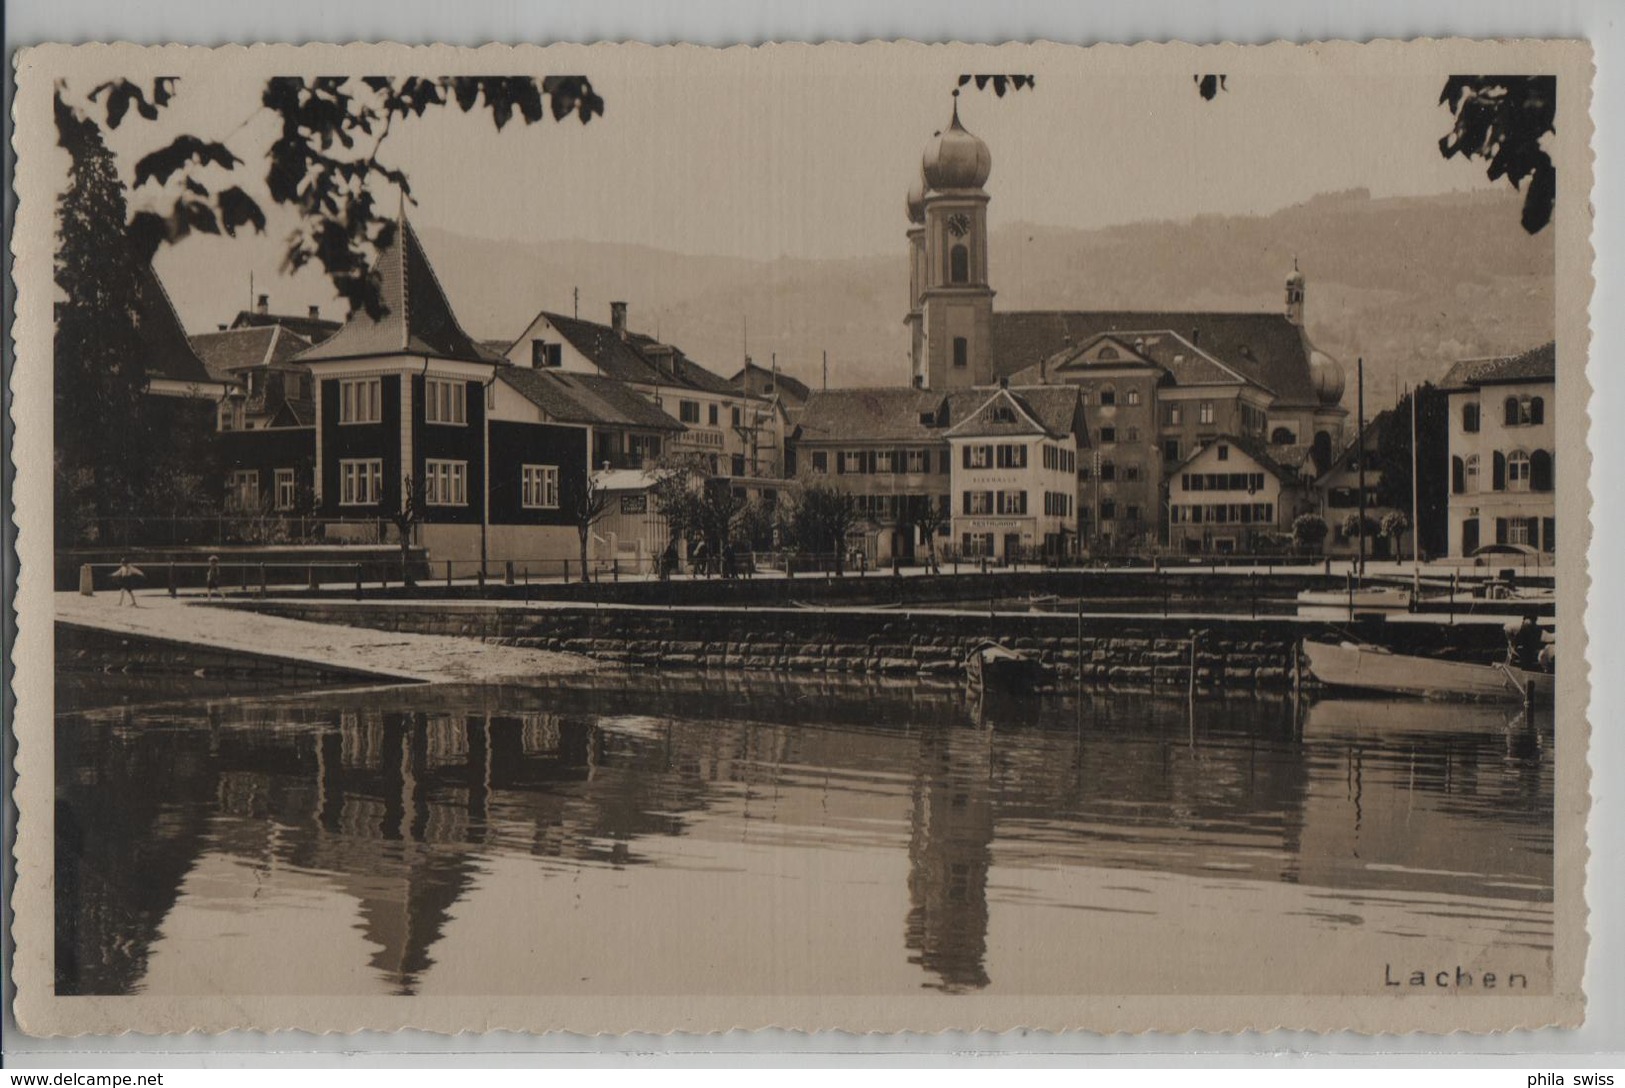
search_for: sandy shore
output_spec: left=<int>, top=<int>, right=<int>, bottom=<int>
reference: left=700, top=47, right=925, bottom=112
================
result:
left=55, top=590, right=595, bottom=685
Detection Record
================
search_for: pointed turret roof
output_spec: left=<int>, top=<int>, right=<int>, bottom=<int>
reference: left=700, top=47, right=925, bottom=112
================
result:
left=297, top=214, right=490, bottom=364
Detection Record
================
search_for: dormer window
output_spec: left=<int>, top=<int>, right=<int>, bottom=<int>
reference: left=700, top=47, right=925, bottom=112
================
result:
left=531, top=340, right=562, bottom=368
left=1097, top=346, right=1120, bottom=362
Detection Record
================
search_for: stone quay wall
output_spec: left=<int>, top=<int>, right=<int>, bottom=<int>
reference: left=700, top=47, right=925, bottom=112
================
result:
left=236, top=601, right=1509, bottom=689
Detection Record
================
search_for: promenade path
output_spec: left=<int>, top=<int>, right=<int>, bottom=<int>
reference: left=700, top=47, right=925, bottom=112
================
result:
left=55, top=590, right=595, bottom=685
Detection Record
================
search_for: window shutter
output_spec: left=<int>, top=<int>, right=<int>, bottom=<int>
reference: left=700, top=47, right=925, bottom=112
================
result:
left=1530, top=449, right=1553, bottom=492
left=1530, top=396, right=1545, bottom=425
left=1492, top=451, right=1506, bottom=491
left=1452, top=456, right=1465, bottom=495
left=1496, top=517, right=1508, bottom=545
left=835, top=453, right=845, bottom=475
left=1526, top=517, right=1540, bottom=543
left=1505, top=397, right=1520, bottom=427
left=962, top=446, right=971, bottom=470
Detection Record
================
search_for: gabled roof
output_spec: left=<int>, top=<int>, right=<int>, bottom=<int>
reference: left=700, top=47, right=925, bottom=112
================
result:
left=230, top=309, right=341, bottom=343
left=795, top=384, right=1085, bottom=446
left=1173, top=432, right=1300, bottom=483
left=190, top=325, right=314, bottom=383
left=729, top=360, right=813, bottom=405
left=297, top=216, right=490, bottom=365
left=524, top=310, right=747, bottom=397
left=944, top=385, right=1083, bottom=440
left=132, top=262, right=217, bottom=384
left=1008, top=330, right=1248, bottom=389
left=1439, top=341, right=1556, bottom=390
left=993, top=311, right=1322, bottom=404
left=794, top=388, right=957, bottom=443
left=500, top=368, right=685, bottom=431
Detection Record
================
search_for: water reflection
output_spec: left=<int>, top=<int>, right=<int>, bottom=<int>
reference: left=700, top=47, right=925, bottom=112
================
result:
left=55, top=674, right=1554, bottom=997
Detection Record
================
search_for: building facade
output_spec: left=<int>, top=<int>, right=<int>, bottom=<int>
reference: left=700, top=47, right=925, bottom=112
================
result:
left=1165, top=435, right=1310, bottom=554
left=944, top=386, right=1083, bottom=560
left=1441, top=342, right=1556, bottom=558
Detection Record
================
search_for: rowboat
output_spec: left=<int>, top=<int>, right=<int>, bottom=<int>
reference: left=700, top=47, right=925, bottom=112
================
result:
left=1301, top=639, right=1554, bottom=704
left=965, top=640, right=1045, bottom=695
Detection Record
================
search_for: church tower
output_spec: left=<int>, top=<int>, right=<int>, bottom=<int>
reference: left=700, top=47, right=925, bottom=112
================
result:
left=913, top=93, right=995, bottom=390
left=904, top=172, right=928, bottom=387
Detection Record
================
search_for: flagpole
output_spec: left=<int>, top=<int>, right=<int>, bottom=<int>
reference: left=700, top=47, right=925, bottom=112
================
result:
left=1411, top=382, right=1421, bottom=567
left=1356, top=356, right=1366, bottom=580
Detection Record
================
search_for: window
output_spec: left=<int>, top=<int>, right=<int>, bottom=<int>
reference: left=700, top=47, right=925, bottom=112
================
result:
left=1100, top=500, right=1116, bottom=521
left=339, top=378, right=382, bottom=424
left=1099, top=460, right=1116, bottom=482
left=425, top=378, right=466, bottom=425
left=1216, top=444, right=1229, bottom=461
left=1163, top=439, right=1181, bottom=463
left=996, top=490, right=1028, bottom=515
left=1270, top=426, right=1296, bottom=445
left=1199, top=401, right=1214, bottom=425
left=950, top=244, right=969, bottom=284
left=522, top=465, right=559, bottom=509
left=1530, top=449, right=1554, bottom=492
left=965, top=445, right=993, bottom=469
left=1099, top=385, right=1117, bottom=407
left=1125, top=504, right=1140, bottom=523
left=1462, top=402, right=1480, bottom=432
left=424, top=459, right=468, bottom=505
left=679, top=400, right=701, bottom=424
left=1123, top=463, right=1141, bottom=482
left=953, top=337, right=969, bottom=369
left=732, top=407, right=742, bottom=428
left=1125, top=389, right=1141, bottom=406
left=274, top=468, right=298, bottom=511
left=1465, top=454, right=1480, bottom=490
left=906, top=449, right=932, bottom=474
left=709, top=403, right=719, bottom=426
left=996, top=444, right=1028, bottom=469
left=220, top=399, right=244, bottom=432
left=965, top=491, right=994, bottom=515
left=731, top=454, right=746, bottom=476
left=1505, top=396, right=1521, bottom=426
left=1165, top=405, right=1184, bottom=426
left=841, top=451, right=868, bottom=474
left=531, top=340, right=563, bottom=368
left=1508, top=449, right=1531, bottom=490
left=1125, top=426, right=1140, bottom=443
left=285, top=372, right=303, bottom=399
left=1099, top=427, right=1117, bottom=445
left=875, top=449, right=896, bottom=474
left=228, top=469, right=259, bottom=508
left=811, top=451, right=829, bottom=474
left=339, top=459, right=383, bottom=506
left=1507, top=518, right=1532, bottom=545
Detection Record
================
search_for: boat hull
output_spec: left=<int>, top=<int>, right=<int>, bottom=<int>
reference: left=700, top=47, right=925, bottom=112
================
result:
left=1302, top=640, right=1554, bottom=704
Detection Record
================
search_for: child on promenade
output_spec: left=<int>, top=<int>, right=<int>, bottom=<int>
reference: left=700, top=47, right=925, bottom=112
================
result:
left=205, top=555, right=222, bottom=599
left=111, top=558, right=144, bottom=607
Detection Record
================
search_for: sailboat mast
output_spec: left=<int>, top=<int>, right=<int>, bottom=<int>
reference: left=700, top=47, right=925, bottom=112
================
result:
left=1356, top=357, right=1366, bottom=579
left=1411, top=383, right=1421, bottom=567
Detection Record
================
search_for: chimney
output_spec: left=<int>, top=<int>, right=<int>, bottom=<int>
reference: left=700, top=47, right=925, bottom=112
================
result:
left=308, top=305, right=321, bottom=320
left=217, top=324, right=227, bottom=331
left=610, top=301, right=628, bottom=340
left=1039, top=354, right=1047, bottom=382
left=256, top=293, right=270, bottom=316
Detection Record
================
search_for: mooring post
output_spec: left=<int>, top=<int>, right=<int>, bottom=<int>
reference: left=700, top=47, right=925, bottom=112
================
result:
left=504, top=560, right=514, bottom=587
left=1346, top=570, right=1355, bottom=622
left=307, top=565, right=317, bottom=592
left=168, top=562, right=177, bottom=599
left=259, top=563, right=267, bottom=597
left=354, top=564, right=362, bottom=601
left=1450, top=570, right=1458, bottom=625
left=1189, top=633, right=1198, bottom=700
left=446, top=559, right=453, bottom=588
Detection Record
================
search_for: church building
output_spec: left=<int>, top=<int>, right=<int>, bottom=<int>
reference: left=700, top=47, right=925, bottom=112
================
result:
left=899, top=96, right=1352, bottom=551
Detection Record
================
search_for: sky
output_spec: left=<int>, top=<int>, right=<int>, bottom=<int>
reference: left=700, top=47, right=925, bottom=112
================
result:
left=37, top=41, right=1536, bottom=330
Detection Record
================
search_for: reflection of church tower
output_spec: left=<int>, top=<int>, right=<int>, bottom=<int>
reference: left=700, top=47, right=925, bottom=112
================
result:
left=904, top=174, right=928, bottom=386
left=911, top=93, right=996, bottom=390
left=904, top=725, right=995, bottom=992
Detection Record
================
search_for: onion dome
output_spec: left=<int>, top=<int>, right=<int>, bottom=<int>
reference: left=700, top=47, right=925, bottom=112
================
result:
left=1286, top=267, right=1306, bottom=290
left=921, top=96, right=992, bottom=191
left=906, top=173, right=926, bottom=224
left=1308, top=348, right=1345, bottom=405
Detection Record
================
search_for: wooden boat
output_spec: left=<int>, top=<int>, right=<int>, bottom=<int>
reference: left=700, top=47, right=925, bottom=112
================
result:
left=965, top=640, right=1045, bottom=695
left=1296, top=586, right=1412, bottom=612
left=1301, top=639, right=1554, bottom=704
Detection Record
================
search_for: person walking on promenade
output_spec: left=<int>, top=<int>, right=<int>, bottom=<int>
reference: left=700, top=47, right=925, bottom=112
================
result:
left=205, top=555, right=222, bottom=599
left=111, top=557, right=144, bottom=607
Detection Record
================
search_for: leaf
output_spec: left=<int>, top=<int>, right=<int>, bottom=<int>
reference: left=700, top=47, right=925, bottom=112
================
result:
left=151, top=77, right=178, bottom=108
left=133, top=135, right=242, bottom=188
left=217, top=186, right=267, bottom=236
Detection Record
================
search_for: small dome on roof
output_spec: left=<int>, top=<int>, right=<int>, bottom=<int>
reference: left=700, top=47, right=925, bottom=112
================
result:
left=906, top=174, right=926, bottom=224
left=921, top=96, right=992, bottom=191
left=1309, top=348, right=1345, bottom=405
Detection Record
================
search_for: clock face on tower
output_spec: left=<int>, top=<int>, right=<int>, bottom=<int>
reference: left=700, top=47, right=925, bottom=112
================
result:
left=946, top=212, right=972, bottom=238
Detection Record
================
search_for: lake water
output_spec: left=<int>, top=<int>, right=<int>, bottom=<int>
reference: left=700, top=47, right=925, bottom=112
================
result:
left=55, top=673, right=1554, bottom=998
